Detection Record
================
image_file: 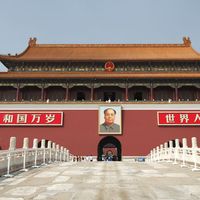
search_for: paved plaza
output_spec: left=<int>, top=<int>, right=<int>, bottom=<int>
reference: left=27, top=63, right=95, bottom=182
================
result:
left=0, top=161, right=200, bottom=200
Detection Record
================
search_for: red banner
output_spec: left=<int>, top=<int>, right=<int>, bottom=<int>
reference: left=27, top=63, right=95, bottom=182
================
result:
left=0, top=112, right=63, bottom=126
left=157, top=111, right=200, bottom=126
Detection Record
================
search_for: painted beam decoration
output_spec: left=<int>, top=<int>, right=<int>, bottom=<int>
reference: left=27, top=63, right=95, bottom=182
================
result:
left=157, top=111, right=200, bottom=126
left=0, top=111, right=63, bottom=126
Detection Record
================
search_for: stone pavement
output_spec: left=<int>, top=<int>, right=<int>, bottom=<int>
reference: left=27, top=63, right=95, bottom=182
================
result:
left=0, top=161, right=200, bottom=200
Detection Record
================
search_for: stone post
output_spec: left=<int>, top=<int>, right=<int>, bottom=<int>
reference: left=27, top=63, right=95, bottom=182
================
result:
left=9, top=137, right=16, bottom=151
left=23, top=138, right=29, bottom=149
left=47, top=141, right=51, bottom=149
left=168, top=140, right=173, bottom=162
left=182, top=138, right=188, bottom=148
left=41, top=139, right=46, bottom=149
left=192, top=137, right=198, bottom=148
left=164, top=142, right=168, bottom=161
left=4, top=137, right=16, bottom=177
left=150, top=150, right=153, bottom=162
left=56, top=144, right=59, bottom=162
left=33, top=138, right=38, bottom=149
left=41, top=139, right=46, bottom=165
left=52, top=142, right=56, bottom=162
left=66, top=150, right=69, bottom=162
left=63, top=148, right=67, bottom=162
left=175, top=139, right=180, bottom=148
left=22, top=137, right=29, bottom=171
left=153, top=148, right=156, bottom=162
left=160, top=144, right=163, bottom=161
left=32, top=138, right=39, bottom=168
left=60, top=146, right=64, bottom=162
left=156, top=146, right=160, bottom=161
left=191, top=137, right=199, bottom=171
left=181, top=138, right=188, bottom=168
left=48, top=141, right=52, bottom=163
left=173, top=139, right=179, bottom=164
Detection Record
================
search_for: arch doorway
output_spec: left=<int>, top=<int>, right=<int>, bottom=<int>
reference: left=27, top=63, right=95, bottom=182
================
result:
left=97, top=136, right=121, bottom=161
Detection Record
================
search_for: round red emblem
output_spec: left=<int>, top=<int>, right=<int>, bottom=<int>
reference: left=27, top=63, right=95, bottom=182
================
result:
left=104, top=61, right=115, bottom=72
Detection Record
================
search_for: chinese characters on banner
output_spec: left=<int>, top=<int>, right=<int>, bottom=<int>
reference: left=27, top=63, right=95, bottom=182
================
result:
left=0, top=112, right=63, bottom=126
left=157, top=112, right=200, bottom=126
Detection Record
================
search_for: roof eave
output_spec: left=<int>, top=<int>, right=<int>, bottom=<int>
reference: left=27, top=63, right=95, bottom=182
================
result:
left=1, top=58, right=200, bottom=63
left=1, top=71, right=200, bottom=79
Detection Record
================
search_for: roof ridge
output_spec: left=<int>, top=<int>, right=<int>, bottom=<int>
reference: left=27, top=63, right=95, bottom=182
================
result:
left=30, top=36, right=192, bottom=48
left=36, top=44, right=186, bottom=47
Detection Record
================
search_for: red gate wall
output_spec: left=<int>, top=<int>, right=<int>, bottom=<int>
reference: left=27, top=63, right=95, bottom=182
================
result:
left=0, top=110, right=200, bottom=155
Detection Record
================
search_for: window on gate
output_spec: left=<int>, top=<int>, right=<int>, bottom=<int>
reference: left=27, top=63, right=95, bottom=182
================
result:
left=77, top=92, right=86, bottom=101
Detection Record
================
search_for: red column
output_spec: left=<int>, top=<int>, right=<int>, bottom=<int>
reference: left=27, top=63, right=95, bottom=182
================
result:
left=41, top=86, right=44, bottom=101
left=43, top=88, right=47, bottom=101
left=90, top=84, right=94, bottom=101
left=65, top=85, right=69, bottom=101
left=125, top=84, right=128, bottom=101
left=16, top=85, right=20, bottom=101
left=196, top=88, right=199, bottom=100
left=175, top=86, right=178, bottom=101
left=150, top=84, right=154, bottom=101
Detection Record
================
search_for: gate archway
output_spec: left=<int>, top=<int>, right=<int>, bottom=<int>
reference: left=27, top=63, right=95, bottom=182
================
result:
left=97, top=136, right=121, bottom=161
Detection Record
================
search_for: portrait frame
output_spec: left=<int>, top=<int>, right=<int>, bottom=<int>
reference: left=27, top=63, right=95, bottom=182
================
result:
left=98, top=105, right=122, bottom=135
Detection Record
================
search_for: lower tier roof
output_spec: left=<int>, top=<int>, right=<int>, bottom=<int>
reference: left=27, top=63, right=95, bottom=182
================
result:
left=0, top=71, right=200, bottom=79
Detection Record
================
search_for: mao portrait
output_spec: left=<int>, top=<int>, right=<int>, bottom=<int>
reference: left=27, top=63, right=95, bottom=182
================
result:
left=99, top=106, right=122, bottom=134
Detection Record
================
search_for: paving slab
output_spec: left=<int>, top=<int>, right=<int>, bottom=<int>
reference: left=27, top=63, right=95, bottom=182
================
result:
left=0, top=161, right=200, bottom=200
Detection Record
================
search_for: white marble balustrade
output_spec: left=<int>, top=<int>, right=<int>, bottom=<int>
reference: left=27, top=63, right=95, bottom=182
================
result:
left=0, top=137, right=73, bottom=177
left=147, top=137, right=200, bottom=171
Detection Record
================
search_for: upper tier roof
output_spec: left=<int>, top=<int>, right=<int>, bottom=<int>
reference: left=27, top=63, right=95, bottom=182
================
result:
left=0, top=37, right=200, bottom=62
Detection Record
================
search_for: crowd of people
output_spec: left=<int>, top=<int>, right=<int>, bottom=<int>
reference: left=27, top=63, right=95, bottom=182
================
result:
left=72, top=153, right=118, bottom=162
left=72, top=155, right=93, bottom=162
left=101, top=154, right=118, bottom=161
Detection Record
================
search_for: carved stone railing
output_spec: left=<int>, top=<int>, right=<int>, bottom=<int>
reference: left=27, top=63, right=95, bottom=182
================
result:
left=0, top=137, right=73, bottom=177
left=147, top=137, right=200, bottom=171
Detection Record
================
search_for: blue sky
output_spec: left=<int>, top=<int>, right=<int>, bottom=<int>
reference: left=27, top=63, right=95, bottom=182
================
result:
left=0, top=0, right=200, bottom=71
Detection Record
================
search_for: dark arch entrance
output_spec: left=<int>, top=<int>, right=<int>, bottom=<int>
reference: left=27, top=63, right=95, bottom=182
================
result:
left=97, top=136, right=122, bottom=161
